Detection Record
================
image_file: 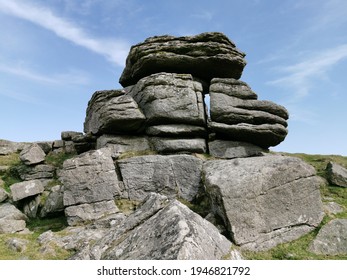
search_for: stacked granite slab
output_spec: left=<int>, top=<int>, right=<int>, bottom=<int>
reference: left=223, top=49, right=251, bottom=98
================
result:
left=84, top=32, right=289, bottom=158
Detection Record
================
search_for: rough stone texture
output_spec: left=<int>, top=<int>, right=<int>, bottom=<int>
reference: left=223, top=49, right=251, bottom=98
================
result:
left=208, top=121, right=288, bottom=148
left=323, top=202, right=344, bottom=215
left=61, top=131, right=83, bottom=141
left=204, top=155, right=324, bottom=251
left=6, top=238, right=29, bottom=252
left=0, top=203, right=28, bottom=233
left=59, top=148, right=120, bottom=207
left=120, top=32, right=246, bottom=86
left=65, top=200, right=120, bottom=226
left=128, top=73, right=205, bottom=126
left=210, top=78, right=257, bottom=100
left=40, top=185, right=65, bottom=217
left=146, top=124, right=207, bottom=137
left=0, top=187, right=8, bottom=203
left=326, top=162, right=347, bottom=188
left=209, top=140, right=265, bottom=159
left=309, top=219, right=347, bottom=255
left=17, top=164, right=55, bottom=181
left=150, top=137, right=207, bottom=154
left=96, top=135, right=151, bottom=159
left=74, top=193, right=241, bottom=260
left=19, top=143, right=46, bottom=165
left=10, top=180, right=44, bottom=202
left=23, top=196, right=41, bottom=218
left=84, top=89, right=146, bottom=135
left=0, top=139, right=30, bottom=155
left=71, top=133, right=96, bottom=154
left=118, top=155, right=203, bottom=202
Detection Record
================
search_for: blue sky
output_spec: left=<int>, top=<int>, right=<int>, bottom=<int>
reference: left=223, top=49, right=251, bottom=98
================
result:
left=0, top=0, right=346, bottom=155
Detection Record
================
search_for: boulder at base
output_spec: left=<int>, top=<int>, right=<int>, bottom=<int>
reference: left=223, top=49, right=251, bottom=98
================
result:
left=326, top=162, right=347, bottom=188
left=204, top=155, right=324, bottom=251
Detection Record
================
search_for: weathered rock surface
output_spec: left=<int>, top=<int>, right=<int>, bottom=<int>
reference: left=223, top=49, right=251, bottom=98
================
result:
left=19, top=143, right=46, bottom=165
left=84, top=89, right=146, bottom=135
left=150, top=137, right=206, bottom=154
left=209, top=140, right=265, bottom=159
left=208, top=121, right=288, bottom=148
left=0, top=139, right=30, bottom=155
left=6, top=238, right=29, bottom=252
left=326, top=162, right=347, bottom=188
left=59, top=148, right=120, bottom=207
left=96, top=135, right=151, bottom=159
left=17, top=164, right=55, bottom=181
left=10, top=180, right=44, bottom=202
left=118, top=155, right=203, bottom=202
left=323, top=202, right=344, bottom=215
left=128, top=73, right=205, bottom=126
left=72, top=193, right=241, bottom=260
left=120, top=32, right=246, bottom=87
left=65, top=200, right=121, bottom=226
left=0, top=187, right=9, bottom=203
left=204, top=155, right=324, bottom=251
left=40, top=185, right=65, bottom=217
left=146, top=124, right=207, bottom=137
left=0, top=203, right=28, bottom=233
left=309, top=219, right=347, bottom=255
left=23, top=196, right=41, bottom=218
left=209, top=78, right=288, bottom=148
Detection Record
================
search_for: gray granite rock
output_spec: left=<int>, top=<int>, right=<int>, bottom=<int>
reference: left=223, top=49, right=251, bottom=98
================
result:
left=150, top=137, right=207, bottom=154
left=0, top=203, right=28, bottom=233
left=326, top=162, right=347, bottom=188
left=146, top=124, right=207, bottom=137
left=19, top=143, right=46, bottom=165
left=10, top=179, right=44, bottom=202
left=209, top=140, right=265, bottom=159
left=40, top=185, right=65, bottom=217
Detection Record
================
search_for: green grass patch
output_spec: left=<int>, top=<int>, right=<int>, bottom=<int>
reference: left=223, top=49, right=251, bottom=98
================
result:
left=45, top=151, right=76, bottom=168
left=0, top=153, right=20, bottom=166
left=26, top=216, right=68, bottom=235
left=117, top=150, right=157, bottom=160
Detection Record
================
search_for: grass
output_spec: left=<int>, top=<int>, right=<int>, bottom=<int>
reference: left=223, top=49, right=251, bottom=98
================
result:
left=117, top=150, right=157, bottom=160
left=45, top=151, right=77, bottom=168
left=0, top=216, right=70, bottom=260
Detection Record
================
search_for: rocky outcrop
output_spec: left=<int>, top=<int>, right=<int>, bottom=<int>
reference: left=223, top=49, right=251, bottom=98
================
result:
left=71, top=193, right=241, bottom=260
left=309, top=219, right=347, bottom=255
left=204, top=155, right=324, bottom=251
left=209, top=78, right=288, bottom=148
left=119, top=32, right=246, bottom=87
left=326, top=162, right=347, bottom=188
left=59, top=148, right=120, bottom=225
left=84, top=90, right=146, bottom=135
left=117, top=155, right=203, bottom=202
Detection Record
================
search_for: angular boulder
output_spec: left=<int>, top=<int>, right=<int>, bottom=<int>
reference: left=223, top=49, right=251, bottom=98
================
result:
left=0, top=203, right=28, bottom=233
left=118, top=155, right=203, bottom=202
left=59, top=148, right=120, bottom=207
left=209, top=78, right=258, bottom=99
left=204, top=155, right=324, bottom=251
left=96, top=135, right=151, bottom=159
left=74, top=193, right=241, bottom=260
left=128, top=73, right=206, bottom=126
left=208, top=140, right=265, bottom=159
left=309, top=219, right=347, bottom=255
left=326, top=162, right=347, bottom=188
left=84, top=89, right=146, bottom=135
left=40, top=185, right=65, bottom=217
left=19, top=143, right=46, bottom=165
left=119, top=32, right=246, bottom=87
left=10, top=179, right=44, bottom=202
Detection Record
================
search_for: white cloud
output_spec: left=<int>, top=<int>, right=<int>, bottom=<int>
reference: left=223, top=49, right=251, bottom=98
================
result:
left=191, top=11, right=214, bottom=21
left=0, top=0, right=129, bottom=66
left=268, top=44, right=347, bottom=98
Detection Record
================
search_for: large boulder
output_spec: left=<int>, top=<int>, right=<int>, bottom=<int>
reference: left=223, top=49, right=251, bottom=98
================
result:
left=119, top=32, right=246, bottom=87
left=10, top=179, right=44, bottom=202
left=73, top=193, right=242, bottom=260
left=0, top=203, right=28, bottom=233
left=204, top=155, right=324, bottom=251
left=209, top=78, right=288, bottom=148
left=326, top=162, right=347, bottom=188
left=84, top=89, right=146, bottom=135
left=19, top=143, right=46, bottom=165
left=59, top=148, right=120, bottom=207
left=309, top=219, right=347, bottom=255
left=128, top=73, right=206, bottom=126
left=117, top=155, right=203, bottom=202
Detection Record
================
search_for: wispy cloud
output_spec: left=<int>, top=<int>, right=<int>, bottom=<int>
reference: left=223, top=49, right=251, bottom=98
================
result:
left=0, top=63, right=90, bottom=85
left=191, top=11, right=214, bottom=21
left=268, top=44, right=347, bottom=98
left=0, top=0, right=129, bottom=66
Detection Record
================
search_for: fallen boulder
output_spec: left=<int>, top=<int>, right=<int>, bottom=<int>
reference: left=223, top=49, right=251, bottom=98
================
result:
left=326, top=162, right=347, bottom=188
left=204, top=155, right=324, bottom=251
left=10, top=179, right=44, bottom=202
left=0, top=203, right=28, bottom=233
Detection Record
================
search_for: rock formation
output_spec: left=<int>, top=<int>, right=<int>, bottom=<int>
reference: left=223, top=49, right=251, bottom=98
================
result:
left=0, top=32, right=330, bottom=259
